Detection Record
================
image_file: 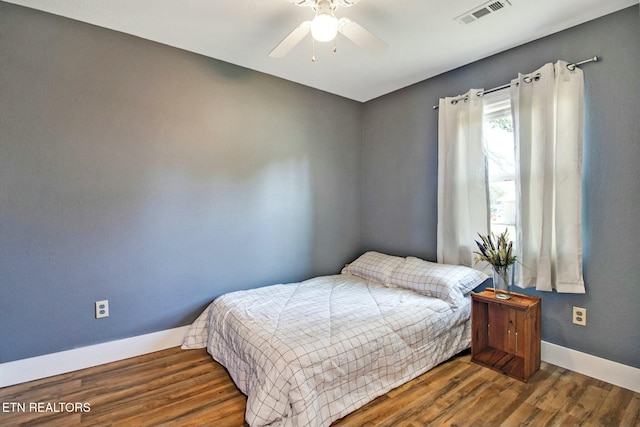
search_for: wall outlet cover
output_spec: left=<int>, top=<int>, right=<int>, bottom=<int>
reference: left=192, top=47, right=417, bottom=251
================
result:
left=95, top=300, right=109, bottom=319
left=572, top=306, right=586, bottom=326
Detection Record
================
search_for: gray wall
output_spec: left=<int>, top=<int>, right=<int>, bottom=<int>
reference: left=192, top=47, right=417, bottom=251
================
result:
left=363, top=5, right=640, bottom=368
left=0, top=3, right=362, bottom=362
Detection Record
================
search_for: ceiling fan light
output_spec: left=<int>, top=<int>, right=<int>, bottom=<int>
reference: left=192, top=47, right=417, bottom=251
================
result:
left=311, top=13, right=338, bottom=42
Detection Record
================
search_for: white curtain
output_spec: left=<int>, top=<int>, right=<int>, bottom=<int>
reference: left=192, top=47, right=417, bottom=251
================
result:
left=511, top=60, right=585, bottom=293
left=437, top=89, right=488, bottom=268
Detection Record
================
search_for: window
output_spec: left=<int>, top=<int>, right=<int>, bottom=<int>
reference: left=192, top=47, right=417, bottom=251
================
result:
left=438, top=61, right=584, bottom=292
left=483, top=91, right=516, bottom=243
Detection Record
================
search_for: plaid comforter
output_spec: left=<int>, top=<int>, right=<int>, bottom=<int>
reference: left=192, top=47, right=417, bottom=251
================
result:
left=182, top=274, right=471, bottom=427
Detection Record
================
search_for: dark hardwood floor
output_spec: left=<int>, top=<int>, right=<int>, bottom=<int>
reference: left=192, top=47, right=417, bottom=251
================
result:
left=1, top=346, right=638, bottom=426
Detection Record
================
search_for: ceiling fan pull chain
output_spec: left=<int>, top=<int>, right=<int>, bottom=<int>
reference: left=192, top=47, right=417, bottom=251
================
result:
left=312, top=37, right=316, bottom=62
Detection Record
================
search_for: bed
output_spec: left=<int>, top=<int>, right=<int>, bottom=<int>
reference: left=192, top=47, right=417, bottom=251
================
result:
left=182, top=252, right=487, bottom=427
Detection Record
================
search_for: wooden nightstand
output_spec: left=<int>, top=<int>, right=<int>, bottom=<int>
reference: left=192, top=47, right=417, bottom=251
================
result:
left=471, top=288, right=541, bottom=382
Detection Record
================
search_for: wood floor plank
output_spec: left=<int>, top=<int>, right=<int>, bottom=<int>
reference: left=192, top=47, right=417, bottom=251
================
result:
left=595, top=386, right=633, bottom=427
left=621, top=393, right=640, bottom=427
left=1, top=347, right=638, bottom=427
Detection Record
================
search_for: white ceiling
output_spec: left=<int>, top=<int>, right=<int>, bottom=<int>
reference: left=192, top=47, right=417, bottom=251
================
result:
left=4, top=0, right=637, bottom=102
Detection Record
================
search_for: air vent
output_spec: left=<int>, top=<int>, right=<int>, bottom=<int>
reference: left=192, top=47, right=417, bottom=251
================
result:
left=455, top=0, right=513, bottom=25
left=472, top=8, right=492, bottom=19
left=487, top=1, right=505, bottom=12
left=459, top=15, right=476, bottom=25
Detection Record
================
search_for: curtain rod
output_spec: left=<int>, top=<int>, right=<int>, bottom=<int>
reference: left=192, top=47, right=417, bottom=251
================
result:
left=432, top=56, right=598, bottom=109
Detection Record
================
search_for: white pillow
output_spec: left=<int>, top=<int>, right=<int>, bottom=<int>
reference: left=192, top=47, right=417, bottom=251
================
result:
left=388, top=257, right=488, bottom=306
left=342, top=251, right=404, bottom=285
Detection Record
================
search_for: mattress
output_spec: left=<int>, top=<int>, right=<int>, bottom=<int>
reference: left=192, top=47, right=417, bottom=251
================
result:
left=182, top=273, right=472, bottom=427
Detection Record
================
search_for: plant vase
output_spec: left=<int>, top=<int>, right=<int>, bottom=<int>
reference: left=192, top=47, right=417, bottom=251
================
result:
left=492, top=264, right=513, bottom=300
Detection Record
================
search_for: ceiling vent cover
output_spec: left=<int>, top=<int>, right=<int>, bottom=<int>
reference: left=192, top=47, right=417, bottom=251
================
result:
left=455, top=0, right=513, bottom=24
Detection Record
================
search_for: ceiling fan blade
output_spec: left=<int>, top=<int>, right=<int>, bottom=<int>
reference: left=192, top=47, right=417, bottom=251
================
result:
left=338, top=17, right=387, bottom=54
left=269, top=21, right=312, bottom=58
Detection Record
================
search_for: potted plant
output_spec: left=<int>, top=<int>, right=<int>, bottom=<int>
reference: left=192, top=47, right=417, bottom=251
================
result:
left=474, top=229, right=516, bottom=299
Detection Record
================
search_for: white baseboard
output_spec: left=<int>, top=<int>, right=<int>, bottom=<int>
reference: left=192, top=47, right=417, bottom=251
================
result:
left=0, top=326, right=190, bottom=388
left=2, top=329, right=638, bottom=393
left=541, top=341, right=640, bottom=393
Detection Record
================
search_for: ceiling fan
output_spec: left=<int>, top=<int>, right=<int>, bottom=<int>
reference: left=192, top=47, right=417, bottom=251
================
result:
left=269, top=0, right=387, bottom=61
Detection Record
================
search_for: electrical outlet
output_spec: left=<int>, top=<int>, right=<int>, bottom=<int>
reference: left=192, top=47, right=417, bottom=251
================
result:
left=572, top=306, right=586, bottom=326
left=95, top=300, right=109, bottom=319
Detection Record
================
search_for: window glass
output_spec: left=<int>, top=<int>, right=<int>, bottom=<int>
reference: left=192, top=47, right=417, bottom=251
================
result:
left=483, top=91, right=516, bottom=243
